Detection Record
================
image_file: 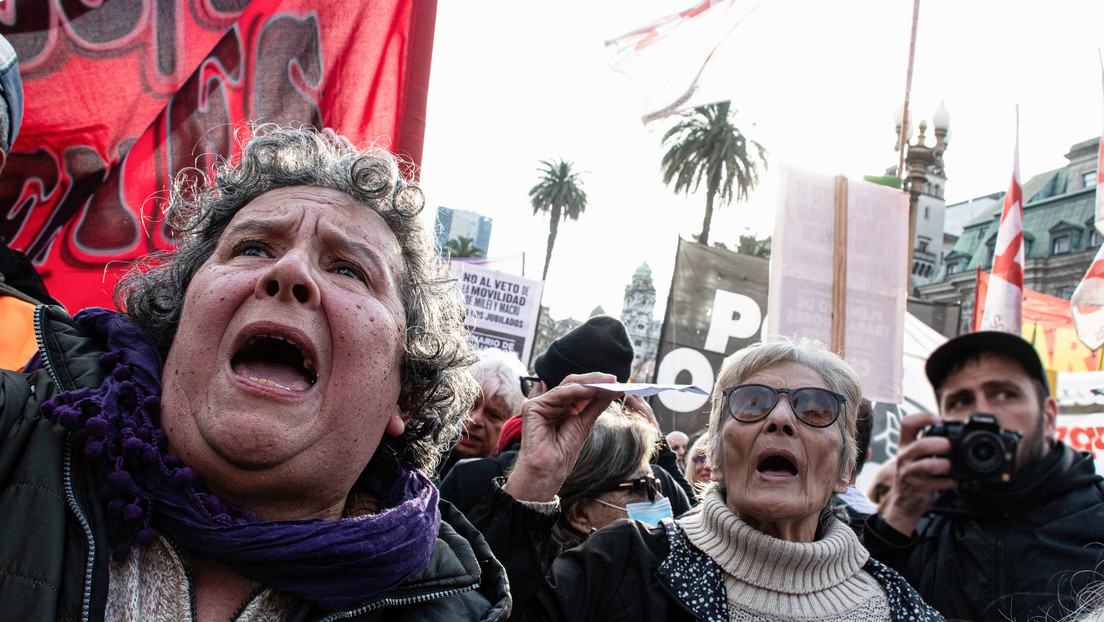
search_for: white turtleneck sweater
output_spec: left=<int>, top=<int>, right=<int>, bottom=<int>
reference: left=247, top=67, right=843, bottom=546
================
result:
left=680, top=492, right=891, bottom=622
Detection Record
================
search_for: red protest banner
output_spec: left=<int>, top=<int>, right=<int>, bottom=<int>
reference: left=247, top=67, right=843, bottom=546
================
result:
left=0, top=0, right=436, bottom=312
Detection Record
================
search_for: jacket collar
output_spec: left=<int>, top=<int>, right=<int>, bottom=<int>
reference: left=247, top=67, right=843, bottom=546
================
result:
left=656, top=518, right=727, bottom=622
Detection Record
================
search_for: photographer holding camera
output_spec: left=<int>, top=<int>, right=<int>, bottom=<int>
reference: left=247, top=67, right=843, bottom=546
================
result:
left=863, top=331, right=1104, bottom=622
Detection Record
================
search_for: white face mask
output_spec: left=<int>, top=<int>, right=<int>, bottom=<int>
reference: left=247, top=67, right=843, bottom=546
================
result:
left=594, top=496, right=674, bottom=527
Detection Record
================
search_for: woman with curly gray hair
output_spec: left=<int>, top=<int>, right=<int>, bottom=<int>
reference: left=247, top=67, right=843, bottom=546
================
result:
left=0, top=125, right=508, bottom=621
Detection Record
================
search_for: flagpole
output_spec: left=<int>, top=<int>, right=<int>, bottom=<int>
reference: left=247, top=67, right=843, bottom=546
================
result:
left=896, top=0, right=922, bottom=180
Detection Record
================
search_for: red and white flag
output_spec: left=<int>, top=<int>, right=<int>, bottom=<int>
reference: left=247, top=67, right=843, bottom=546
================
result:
left=1071, top=56, right=1104, bottom=351
left=605, top=0, right=765, bottom=125
left=980, top=112, right=1024, bottom=334
left=1071, top=242, right=1104, bottom=350
left=1096, top=51, right=1104, bottom=233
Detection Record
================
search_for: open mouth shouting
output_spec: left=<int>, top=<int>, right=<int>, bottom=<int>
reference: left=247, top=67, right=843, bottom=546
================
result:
left=756, top=450, right=800, bottom=480
left=230, top=332, right=317, bottom=392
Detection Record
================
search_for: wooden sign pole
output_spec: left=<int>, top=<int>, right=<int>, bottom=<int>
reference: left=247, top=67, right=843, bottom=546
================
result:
left=831, top=175, right=848, bottom=357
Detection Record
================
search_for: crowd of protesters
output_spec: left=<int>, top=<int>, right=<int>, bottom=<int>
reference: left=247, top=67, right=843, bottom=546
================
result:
left=1, top=61, right=1103, bottom=621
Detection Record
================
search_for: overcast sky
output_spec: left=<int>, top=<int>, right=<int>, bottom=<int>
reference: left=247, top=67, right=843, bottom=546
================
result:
left=419, top=0, right=1104, bottom=323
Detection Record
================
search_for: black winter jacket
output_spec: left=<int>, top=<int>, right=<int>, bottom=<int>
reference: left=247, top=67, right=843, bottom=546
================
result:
left=864, top=441, right=1104, bottom=622
left=0, top=305, right=510, bottom=622
left=471, top=482, right=942, bottom=621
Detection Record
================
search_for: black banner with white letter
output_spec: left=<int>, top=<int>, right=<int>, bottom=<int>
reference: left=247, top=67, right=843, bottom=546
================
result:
left=652, top=238, right=769, bottom=436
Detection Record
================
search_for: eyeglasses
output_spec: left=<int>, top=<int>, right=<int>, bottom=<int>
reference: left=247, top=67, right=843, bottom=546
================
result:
left=519, top=375, right=542, bottom=396
left=722, top=383, right=845, bottom=428
left=602, top=475, right=662, bottom=502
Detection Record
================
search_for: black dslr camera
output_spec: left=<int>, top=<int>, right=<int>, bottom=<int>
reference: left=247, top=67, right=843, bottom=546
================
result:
left=922, top=413, right=1021, bottom=485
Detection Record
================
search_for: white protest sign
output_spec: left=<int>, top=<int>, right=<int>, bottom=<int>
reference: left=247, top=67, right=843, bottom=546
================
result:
left=767, top=166, right=909, bottom=404
left=451, top=262, right=543, bottom=364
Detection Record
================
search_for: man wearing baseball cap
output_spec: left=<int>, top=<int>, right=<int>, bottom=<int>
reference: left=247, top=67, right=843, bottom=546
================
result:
left=863, top=331, right=1104, bottom=621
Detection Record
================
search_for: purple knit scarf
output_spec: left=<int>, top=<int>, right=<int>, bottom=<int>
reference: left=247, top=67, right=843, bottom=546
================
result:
left=43, top=308, right=441, bottom=611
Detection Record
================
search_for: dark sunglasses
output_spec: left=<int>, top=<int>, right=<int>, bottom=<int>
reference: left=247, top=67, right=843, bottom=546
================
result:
left=519, top=375, right=542, bottom=395
left=691, top=454, right=707, bottom=467
left=603, top=475, right=662, bottom=502
left=722, top=383, right=845, bottom=428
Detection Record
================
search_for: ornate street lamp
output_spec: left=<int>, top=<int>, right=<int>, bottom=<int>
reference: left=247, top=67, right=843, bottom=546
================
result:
left=894, top=101, right=950, bottom=280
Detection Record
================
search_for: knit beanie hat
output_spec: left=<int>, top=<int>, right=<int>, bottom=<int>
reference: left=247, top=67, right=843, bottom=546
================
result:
left=496, top=415, right=524, bottom=454
left=533, top=315, right=634, bottom=388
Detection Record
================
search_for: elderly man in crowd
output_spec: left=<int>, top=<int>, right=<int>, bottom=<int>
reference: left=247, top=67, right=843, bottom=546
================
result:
left=437, top=348, right=527, bottom=478
left=665, top=430, right=689, bottom=470
left=864, top=331, right=1104, bottom=621
left=0, top=126, right=509, bottom=620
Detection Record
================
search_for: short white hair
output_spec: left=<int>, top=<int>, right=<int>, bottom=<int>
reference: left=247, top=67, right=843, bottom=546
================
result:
left=474, top=349, right=527, bottom=417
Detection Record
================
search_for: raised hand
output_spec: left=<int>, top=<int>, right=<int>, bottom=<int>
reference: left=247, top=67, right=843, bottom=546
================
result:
left=503, top=373, right=622, bottom=502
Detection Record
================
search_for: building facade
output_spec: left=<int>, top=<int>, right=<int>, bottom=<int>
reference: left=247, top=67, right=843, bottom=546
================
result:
left=909, top=164, right=949, bottom=290
left=435, top=206, right=493, bottom=256
left=620, top=262, right=662, bottom=382
left=916, top=138, right=1101, bottom=334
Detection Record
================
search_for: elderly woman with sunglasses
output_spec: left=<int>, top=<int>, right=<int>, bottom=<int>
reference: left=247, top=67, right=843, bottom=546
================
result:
left=551, top=403, right=666, bottom=553
left=474, top=339, right=942, bottom=622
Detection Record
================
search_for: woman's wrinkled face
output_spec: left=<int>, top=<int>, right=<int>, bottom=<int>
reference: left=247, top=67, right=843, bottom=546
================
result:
left=159, top=186, right=408, bottom=519
left=713, top=361, right=850, bottom=541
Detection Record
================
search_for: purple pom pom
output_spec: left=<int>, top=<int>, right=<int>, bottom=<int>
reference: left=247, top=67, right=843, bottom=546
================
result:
left=107, top=470, right=133, bottom=488
left=142, top=446, right=159, bottom=463
left=83, top=441, right=104, bottom=458
left=85, top=416, right=110, bottom=439
left=107, top=499, right=126, bottom=517
left=136, top=527, right=157, bottom=547
left=113, top=365, right=133, bottom=381
left=41, top=401, right=56, bottom=417
left=79, top=400, right=100, bottom=417
left=56, top=408, right=80, bottom=430
left=122, top=437, right=144, bottom=454
left=163, top=455, right=182, bottom=469
left=123, top=503, right=143, bottom=521
left=99, top=352, right=118, bottom=366
left=111, top=542, right=131, bottom=562
left=142, top=396, right=161, bottom=415
left=212, top=513, right=232, bottom=525
left=172, top=467, right=199, bottom=486
left=200, top=495, right=220, bottom=514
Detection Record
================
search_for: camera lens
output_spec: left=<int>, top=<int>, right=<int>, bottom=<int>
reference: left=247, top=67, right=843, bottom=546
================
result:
left=961, top=432, right=1002, bottom=474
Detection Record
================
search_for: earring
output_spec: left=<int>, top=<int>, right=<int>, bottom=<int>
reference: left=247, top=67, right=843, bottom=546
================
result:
left=590, top=527, right=597, bottom=533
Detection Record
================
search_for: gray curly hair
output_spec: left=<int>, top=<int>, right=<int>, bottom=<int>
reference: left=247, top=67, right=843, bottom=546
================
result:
left=116, top=124, right=477, bottom=473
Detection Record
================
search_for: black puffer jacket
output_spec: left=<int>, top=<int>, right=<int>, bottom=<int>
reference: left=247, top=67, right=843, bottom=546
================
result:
left=864, top=442, right=1104, bottom=622
left=0, top=305, right=510, bottom=622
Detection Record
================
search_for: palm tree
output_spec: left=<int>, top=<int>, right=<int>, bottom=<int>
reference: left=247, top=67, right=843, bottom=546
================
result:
left=660, top=101, right=767, bottom=246
left=444, top=236, right=485, bottom=258
left=529, top=158, right=587, bottom=282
